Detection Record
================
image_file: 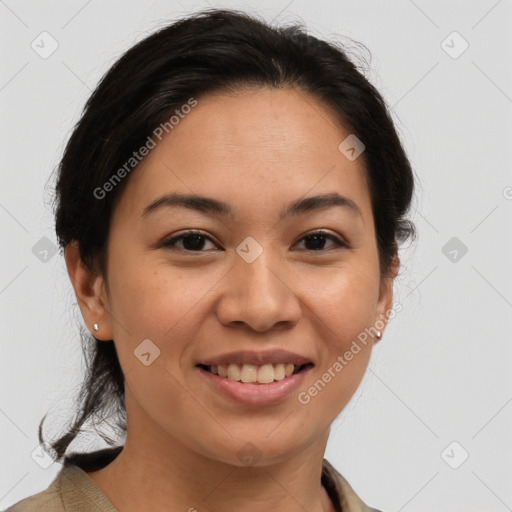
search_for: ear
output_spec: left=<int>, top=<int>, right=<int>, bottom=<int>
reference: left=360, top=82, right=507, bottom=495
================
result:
left=64, top=241, right=114, bottom=341
left=375, top=248, right=400, bottom=338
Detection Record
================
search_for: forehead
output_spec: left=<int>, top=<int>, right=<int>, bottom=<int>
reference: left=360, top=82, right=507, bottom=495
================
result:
left=112, top=87, right=372, bottom=224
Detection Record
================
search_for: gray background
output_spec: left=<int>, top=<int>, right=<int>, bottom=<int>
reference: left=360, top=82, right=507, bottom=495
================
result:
left=1, top=0, right=511, bottom=510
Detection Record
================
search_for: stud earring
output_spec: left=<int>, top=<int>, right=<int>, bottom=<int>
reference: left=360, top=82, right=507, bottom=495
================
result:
left=93, top=323, right=99, bottom=332
left=376, top=331, right=382, bottom=339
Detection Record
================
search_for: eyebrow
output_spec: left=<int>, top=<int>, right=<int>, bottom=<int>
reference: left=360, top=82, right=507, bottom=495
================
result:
left=141, top=192, right=363, bottom=221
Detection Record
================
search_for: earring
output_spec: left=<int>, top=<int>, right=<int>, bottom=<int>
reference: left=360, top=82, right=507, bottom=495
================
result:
left=93, top=323, right=99, bottom=332
left=376, top=331, right=382, bottom=339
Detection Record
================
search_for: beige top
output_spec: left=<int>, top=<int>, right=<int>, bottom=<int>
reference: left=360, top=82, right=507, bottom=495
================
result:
left=5, top=447, right=383, bottom=512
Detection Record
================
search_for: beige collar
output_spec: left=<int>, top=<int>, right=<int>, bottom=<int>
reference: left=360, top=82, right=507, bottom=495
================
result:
left=57, top=455, right=380, bottom=512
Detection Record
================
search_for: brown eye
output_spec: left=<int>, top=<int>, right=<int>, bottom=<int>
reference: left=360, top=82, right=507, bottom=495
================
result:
left=161, top=231, right=218, bottom=252
left=293, top=232, right=347, bottom=251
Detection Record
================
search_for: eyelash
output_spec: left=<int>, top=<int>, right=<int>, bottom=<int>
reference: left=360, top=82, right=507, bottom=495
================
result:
left=160, top=230, right=348, bottom=253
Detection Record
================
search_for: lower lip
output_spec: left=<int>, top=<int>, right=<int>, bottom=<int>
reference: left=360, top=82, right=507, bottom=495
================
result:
left=197, top=365, right=313, bottom=406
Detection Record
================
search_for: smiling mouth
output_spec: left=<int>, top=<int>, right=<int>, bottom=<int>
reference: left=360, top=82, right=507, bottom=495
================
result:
left=196, top=363, right=314, bottom=385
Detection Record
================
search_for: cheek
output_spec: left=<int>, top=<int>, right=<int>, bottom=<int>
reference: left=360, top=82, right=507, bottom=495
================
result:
left=107, top=249, right=195, bottom=331
left=106, top=251, right=228, bottom=370
left=299, top=260, right=378, bottom=408
left=307, top=261, right=380, bottom=344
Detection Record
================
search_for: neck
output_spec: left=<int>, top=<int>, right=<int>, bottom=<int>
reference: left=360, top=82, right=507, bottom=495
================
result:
left=87, top=407, right=335, bottom=512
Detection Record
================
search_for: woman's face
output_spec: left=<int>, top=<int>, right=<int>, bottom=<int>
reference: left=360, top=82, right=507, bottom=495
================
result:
left=83, top=87, right=396, bottom=466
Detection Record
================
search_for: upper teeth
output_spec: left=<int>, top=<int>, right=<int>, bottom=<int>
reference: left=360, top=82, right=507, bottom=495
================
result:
left=209, top=363, right=298, bottom=383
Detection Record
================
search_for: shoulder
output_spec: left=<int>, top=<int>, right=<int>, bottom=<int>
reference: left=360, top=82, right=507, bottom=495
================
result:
left=4, top=471, right=65, bottom=511
left=322, top=458, right=384, bottom=512
left=4, top=447, right=122, bottom=512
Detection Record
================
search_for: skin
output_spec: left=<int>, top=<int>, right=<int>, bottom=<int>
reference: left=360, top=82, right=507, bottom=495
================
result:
left=65, top=86, right=399, bottom=512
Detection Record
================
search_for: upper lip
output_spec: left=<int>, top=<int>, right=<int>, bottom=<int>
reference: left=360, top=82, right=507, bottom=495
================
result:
left=197, top=349, right=313, bottom=367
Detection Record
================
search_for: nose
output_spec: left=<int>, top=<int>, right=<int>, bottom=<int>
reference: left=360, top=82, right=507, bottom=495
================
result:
left=215, top=247, right=302, bottom=333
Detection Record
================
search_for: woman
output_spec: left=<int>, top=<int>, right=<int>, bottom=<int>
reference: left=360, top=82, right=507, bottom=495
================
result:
left=7, top=8, right=415, bottom=512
